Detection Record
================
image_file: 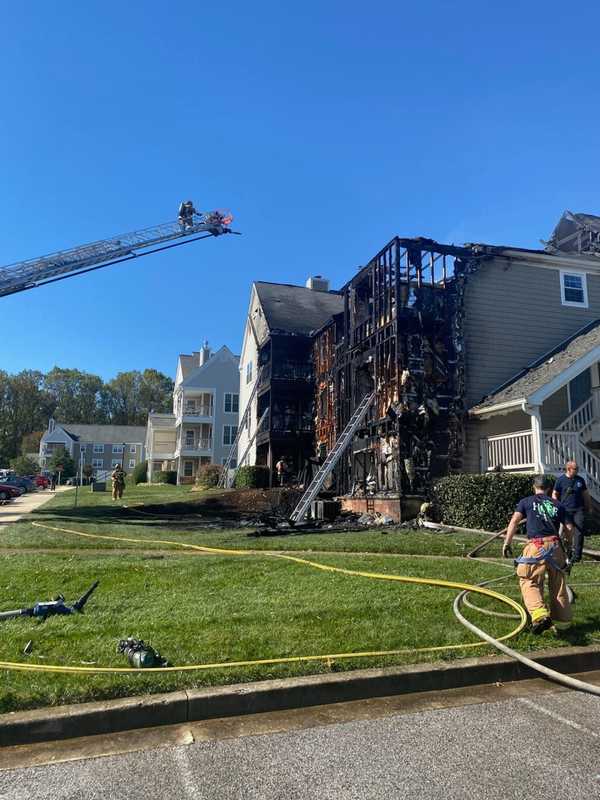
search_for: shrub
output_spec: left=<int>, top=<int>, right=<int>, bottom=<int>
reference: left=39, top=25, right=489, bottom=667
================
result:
left=432, top=472, right=556, bottom=531
left=133, top=460, right=148, bottom=485
left=234, top=465, right=270, bottom=489
left=154, top=470, right=177, bottom=485
left=195, top=464, right=222, bottom=488
left=9, top=455, right=40, bottom=476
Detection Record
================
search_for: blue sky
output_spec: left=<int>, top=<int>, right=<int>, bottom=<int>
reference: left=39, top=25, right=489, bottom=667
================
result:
left=2, top=1, right=600, bottom=379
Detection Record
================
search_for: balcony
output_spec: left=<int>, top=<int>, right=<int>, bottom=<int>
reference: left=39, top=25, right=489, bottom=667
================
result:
left=177, top=406, right=214, bottom=425
left=176, top=437, right=213, bottom=456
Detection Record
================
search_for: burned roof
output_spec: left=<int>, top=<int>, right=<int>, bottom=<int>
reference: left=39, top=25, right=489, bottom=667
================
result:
left=470, top=320, right=600, bottom=413
left=545, top=211, right=600, bottom=256
left=255, top=281, right=344, bottom=336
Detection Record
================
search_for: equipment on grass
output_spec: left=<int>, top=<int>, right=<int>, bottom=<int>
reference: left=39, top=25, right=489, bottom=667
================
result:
left=117, top=637, right=168, bottom=668
left=0, top=580, right=99, bottom=622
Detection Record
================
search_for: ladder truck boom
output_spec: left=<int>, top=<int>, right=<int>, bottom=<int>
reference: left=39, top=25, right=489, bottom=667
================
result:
left=0, top=210, right=238, bottom=298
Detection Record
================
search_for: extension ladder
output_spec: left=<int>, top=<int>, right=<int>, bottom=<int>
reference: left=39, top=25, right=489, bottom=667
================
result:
left=289, top=391, right=376, bottom=522
left=227, top=406, right=270, bottom=488
left=218, top=366, right=264, bottom=488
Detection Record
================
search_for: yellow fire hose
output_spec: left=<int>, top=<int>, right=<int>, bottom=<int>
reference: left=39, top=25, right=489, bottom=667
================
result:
left=0, top=521, right=527, bottom=675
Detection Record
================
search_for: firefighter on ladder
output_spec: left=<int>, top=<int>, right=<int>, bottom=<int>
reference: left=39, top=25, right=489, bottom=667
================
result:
left=503, top=475, right=572, bottom=635
left=178, top=200, right=200, bottom=231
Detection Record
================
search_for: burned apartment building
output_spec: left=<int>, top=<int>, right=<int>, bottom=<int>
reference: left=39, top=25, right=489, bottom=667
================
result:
left=240, top=211, right=600, bottom=512
left=237, top=279, right=344, bottom=483
left=313, top=237, right=472, bottom=502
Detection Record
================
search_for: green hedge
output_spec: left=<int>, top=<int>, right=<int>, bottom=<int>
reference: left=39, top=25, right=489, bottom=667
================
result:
left=234, top=465, right=270, bottom=489
left=154, top=470, right=177, bottom=485
left=132, top=460, right=148, bottom=485
left=196, top=464, right=222, bottom=488
left=432, top=472, right=556, bottom=531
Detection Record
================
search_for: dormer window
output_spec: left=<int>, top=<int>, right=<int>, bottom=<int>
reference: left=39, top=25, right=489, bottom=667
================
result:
left=560, top=270, right=588, bottom=308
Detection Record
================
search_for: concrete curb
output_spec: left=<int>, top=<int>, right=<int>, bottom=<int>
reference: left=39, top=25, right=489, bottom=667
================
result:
left=2, top=644, right=599, bottom=747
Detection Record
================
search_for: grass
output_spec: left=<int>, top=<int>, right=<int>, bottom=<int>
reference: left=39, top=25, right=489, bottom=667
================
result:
left=1, top=484, right=599, bottom=713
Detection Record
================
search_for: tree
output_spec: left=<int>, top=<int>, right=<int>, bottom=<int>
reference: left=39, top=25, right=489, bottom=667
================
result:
left=10, top=455, right=39, bottom=476
left=47, top=450, right=76, bottom=479
left=103, top=369, right=173, bottom=425
left=21, top=431, right=43, bottom=455
left=44, top=367, right=106, bottom=424
left=0, top=371, right=54, bottom=465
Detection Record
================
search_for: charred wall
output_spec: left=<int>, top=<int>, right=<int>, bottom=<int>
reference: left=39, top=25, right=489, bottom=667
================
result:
left=312, top=237, right=478, bottom=497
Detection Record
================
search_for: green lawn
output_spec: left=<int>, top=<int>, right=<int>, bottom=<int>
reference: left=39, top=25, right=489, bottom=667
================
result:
left=1, top=484, right=599, bottom=714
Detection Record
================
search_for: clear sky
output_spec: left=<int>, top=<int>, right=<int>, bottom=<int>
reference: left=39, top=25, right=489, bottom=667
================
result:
left=2, top=1, right=600, bottom=379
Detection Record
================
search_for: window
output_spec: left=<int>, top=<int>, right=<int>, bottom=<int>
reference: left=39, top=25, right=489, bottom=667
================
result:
left=129, top=444, right=136, bottom=454
left=222, top=457, right=237, bottom=468
left=112, top=444, right=124, bottom=454
left=183, top=461, right=194, bottom=477
left=93, top=444, right=104, bottom=454
left=560, top=271, right=588, bottom=307
left=185, top=398, right=196, bottom=412
left=111, top=459, right=122, bottom=468
left=185, top=429, right=195, bottom=446
left=128, top=459, right=136, bottom=469
left=224, top=393, right=239, bottom=413
left=92, top=458, right=104, bottom=469
left=246, top=362, right=253, bottom=384
left=223, top=425, right=238, bottom=446
left=569, top=369, right=592, bottom=411
left=153, top=461, right=163, bottom=471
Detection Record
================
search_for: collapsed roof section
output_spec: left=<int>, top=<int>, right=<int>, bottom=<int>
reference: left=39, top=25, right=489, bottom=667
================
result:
left=545, top=211, right=600, bottom=256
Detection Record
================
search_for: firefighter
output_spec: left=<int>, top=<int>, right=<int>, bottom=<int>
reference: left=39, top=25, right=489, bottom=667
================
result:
left=111, top=464, right=126, bottom=501
left=503, top=475, right=572, bottom=635
left=178, top=200, right=199, bottom=230
left=552, top=460, right=592, bottom=564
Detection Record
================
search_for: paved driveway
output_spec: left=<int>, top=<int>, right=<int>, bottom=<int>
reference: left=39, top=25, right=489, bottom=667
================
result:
left=2, top=685, right=599, bottom=799
left=0, top=486, right=70, bottom=527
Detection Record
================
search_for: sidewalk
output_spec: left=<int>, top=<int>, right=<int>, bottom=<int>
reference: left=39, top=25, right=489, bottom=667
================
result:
left=0, top=486, right=71, bottom=527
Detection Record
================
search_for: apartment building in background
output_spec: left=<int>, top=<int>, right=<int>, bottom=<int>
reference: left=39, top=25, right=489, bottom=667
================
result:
left=39, top=420, right=147, bottom=475
left=145, top=342, right=240, bottom=483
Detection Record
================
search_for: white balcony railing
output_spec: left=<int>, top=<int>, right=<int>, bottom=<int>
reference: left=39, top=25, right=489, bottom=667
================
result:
left=182, top=406, right=213, bottom=417
left=178, top=437, right=212, bottom=452
left=482, top=430, right=535, bottom=471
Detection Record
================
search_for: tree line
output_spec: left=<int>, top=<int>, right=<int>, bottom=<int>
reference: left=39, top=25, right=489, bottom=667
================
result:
left=0, top=367, right=173, bottom=465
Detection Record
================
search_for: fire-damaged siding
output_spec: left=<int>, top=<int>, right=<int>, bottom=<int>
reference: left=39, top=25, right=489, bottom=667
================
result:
left=312, top=238, right=473, bottom=496
left=463, top=258, right=600, bottom=408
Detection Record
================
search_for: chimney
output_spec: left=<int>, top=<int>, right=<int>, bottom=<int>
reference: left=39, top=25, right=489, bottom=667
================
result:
left=306, top=275, right=330, bottom=292
left=199, top=340, right=211, bottom=365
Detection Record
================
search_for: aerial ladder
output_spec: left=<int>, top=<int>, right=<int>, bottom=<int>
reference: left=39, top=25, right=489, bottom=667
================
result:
left=0, top=209, right=238, bottom=298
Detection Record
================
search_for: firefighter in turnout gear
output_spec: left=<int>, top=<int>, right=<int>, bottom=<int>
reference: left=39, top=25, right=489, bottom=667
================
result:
left=178, top=200, right=200, bottom=231
left=111, top=464, right=126, bottom=501
left=504, top=475, right=572, bottom=635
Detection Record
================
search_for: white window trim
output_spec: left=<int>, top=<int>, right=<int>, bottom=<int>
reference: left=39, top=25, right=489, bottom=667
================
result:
left=93, top=444, right=104, bottom=454
left=223, top=425, right=238, bottom=446
left=111, top=459, right=122, bottom=468
left=128, top=459, right=136, bottom=468
left=92, top=458, right=104, bottom=469
left=224, top=392, right=240, bottom=414
left=129, top=444, right=136, bottom=454
left=560, top=269, right=588, bottom=308
left=112, top=444, right=124, bottom=454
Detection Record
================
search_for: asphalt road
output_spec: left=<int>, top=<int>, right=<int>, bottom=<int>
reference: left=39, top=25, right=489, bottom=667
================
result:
left=2, top=689, right=599, bottom=799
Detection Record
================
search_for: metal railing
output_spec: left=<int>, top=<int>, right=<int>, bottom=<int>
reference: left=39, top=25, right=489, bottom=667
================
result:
left=178, top=437, right=212, bottom=451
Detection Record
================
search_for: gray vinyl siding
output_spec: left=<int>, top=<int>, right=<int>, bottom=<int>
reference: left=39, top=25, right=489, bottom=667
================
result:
left=463, top=259, right=600, bottom=408
left=464, top=409, right=530, bottom=473
left=540, top=386, right=569, bottom=429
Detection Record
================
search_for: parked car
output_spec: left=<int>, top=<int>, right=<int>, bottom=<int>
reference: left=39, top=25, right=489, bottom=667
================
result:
left=27, top=474, right=49, bottom=489
left=0, top=483, right=21, bottom=503
left=1, top=475, right=36, bottom=493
